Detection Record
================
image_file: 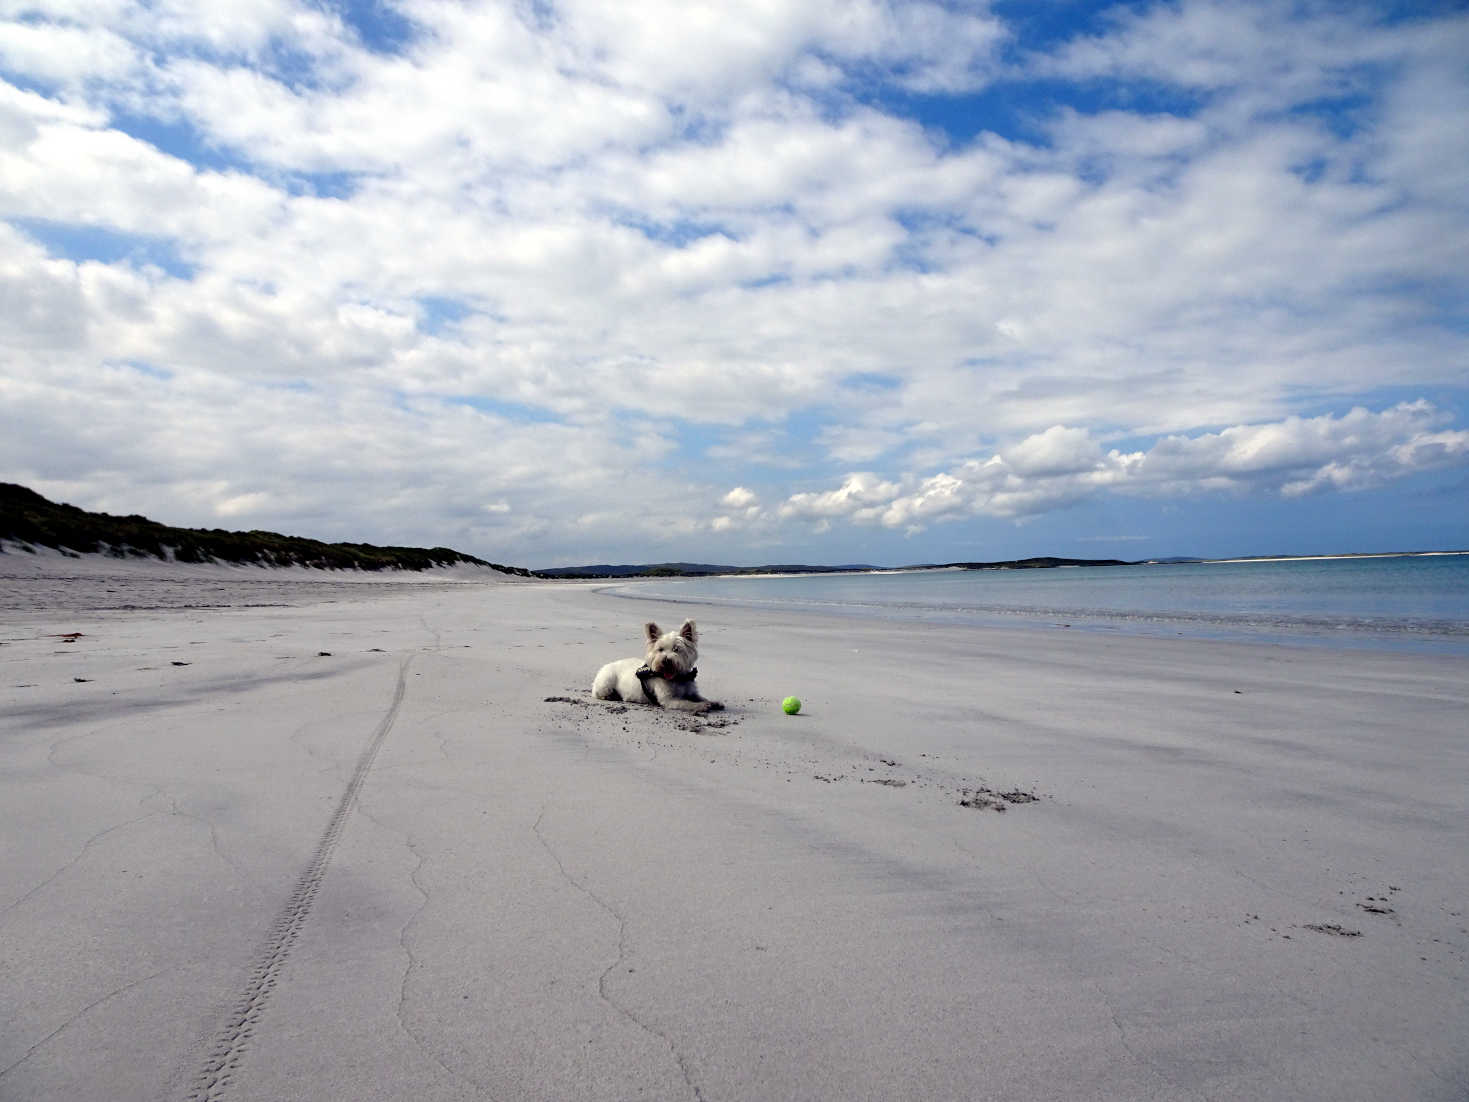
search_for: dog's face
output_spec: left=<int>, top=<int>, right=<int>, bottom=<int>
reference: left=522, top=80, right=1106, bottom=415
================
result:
left=644, top=620, right=698, bottom=679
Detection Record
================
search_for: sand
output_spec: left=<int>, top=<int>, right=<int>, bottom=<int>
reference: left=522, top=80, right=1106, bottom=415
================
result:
left=2, top=570, right=1467, bottom=1100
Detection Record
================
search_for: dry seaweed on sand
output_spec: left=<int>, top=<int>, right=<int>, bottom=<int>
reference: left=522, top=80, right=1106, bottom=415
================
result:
left=958, top=786, right=1039, bottom=811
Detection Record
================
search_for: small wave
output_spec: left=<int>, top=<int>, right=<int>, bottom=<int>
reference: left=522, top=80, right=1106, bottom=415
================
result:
left=611, top=570, right=1469, bottom=653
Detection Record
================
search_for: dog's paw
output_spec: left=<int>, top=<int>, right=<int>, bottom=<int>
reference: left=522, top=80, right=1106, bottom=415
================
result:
left=704, top=700, right=725, bottom=712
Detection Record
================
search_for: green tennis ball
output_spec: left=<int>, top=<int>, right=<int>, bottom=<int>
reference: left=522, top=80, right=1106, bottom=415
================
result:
left=782, top=696, right=801, bottom=715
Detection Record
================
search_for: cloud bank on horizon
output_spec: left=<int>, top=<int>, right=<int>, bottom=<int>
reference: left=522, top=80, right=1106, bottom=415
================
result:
left=2, top=0, right=1467, bottom=565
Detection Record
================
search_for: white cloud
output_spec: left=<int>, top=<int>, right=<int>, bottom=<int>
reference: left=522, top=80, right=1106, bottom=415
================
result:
left=775, top=404, right=1469, bottom=533
left=816, top=423, right=911, bottom=464
left=1031, top=0, right=1387, bottom=97
left=0, top=19, right=139, bottom=86
left=0, top=350, right=709, bottom=555
left=0, top=111, right=283, bottom=245
left=1000, top=425, right=1105, bottom=479
left=1140, top=403, right=1469, bottom=495
left=553, top=0, right=1005, bottom=101
left=780, top=473, right=904, bottom=524
left=1, top=0, right=1465, bottom=563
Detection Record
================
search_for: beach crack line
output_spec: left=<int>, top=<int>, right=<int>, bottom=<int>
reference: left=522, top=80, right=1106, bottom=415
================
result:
left=1094, top=985, right=1212, bottom=1102
left=393, top=837, right=476, bottom=1086
left=183, top=655, right=413, bottom=1102
left=416, top=707, right=463, bottom=764
left=160, top=796, right=260, bottom=890
left=0, top=970, right=166, bottom=1083
left=531, top=805, right=703, bottom=1102
left=2, top=809, right=159, bottom=915
left=355, top=798, right=485, bottom=1092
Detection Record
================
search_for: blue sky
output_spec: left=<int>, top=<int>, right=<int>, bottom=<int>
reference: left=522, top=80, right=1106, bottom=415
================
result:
left=2, top=1, right=1467, bottom=567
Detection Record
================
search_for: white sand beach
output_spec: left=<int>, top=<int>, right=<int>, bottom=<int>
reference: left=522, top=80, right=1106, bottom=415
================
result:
left=3, top=570, right=1467, bottom=1100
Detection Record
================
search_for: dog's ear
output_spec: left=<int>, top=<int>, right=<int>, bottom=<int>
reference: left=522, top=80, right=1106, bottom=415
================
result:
left=679, top=619, right=698, bottom=643
left=644, top=622, right=661, bottom=644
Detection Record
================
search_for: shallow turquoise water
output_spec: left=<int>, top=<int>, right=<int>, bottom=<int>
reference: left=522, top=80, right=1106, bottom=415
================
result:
left=614, top=554, right=1469, bottom=653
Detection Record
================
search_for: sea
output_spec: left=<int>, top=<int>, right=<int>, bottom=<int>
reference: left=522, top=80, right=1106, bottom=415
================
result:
left=610, top=554, right=1469, bottom=655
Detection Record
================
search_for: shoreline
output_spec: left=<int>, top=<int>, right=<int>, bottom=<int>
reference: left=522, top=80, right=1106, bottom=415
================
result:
left=1200, top=549, right=1469, bottom=564
left=592, top=567, right=1469, bottom=659
left=8, top=551, right=1468, bottom=656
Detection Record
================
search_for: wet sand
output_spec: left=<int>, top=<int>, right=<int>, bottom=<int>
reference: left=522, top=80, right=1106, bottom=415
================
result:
left=3, top=566, right=1467, bottom=1100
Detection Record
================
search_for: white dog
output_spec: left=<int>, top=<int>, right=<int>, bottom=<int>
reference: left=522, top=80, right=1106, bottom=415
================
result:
left=592, top=619, right=722, bottom=713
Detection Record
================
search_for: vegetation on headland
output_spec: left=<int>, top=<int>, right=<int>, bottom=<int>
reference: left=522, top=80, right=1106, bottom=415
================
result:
left=535, top=562, right=883, bottom=578
left=0, top=483, right=536, bottom=576
left=940, top=556, right=1130, bottom=570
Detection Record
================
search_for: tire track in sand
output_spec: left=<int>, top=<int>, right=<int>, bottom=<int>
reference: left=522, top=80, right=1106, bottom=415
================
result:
left=184, top=655, right=413, bottom=1101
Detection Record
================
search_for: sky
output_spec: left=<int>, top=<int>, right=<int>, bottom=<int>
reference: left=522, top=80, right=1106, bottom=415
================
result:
left=2, top=0, right=1467, bottom=568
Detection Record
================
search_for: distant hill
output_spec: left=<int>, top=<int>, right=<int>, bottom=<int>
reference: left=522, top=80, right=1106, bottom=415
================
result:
left=537, top=562, right=883, bottom=578
left=0, top=483, right=535, bottom=576
left=941, top=556, right=1131, bottom=570
left=540, top=557, right=1132, bottom=577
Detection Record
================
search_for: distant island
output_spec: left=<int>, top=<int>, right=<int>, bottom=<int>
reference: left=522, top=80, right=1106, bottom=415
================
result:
left=0, top=483, right=535, bottom=576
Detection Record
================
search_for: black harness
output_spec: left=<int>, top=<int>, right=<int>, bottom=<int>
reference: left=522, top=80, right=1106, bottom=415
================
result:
left=635, top=665, right=698, bottom=705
